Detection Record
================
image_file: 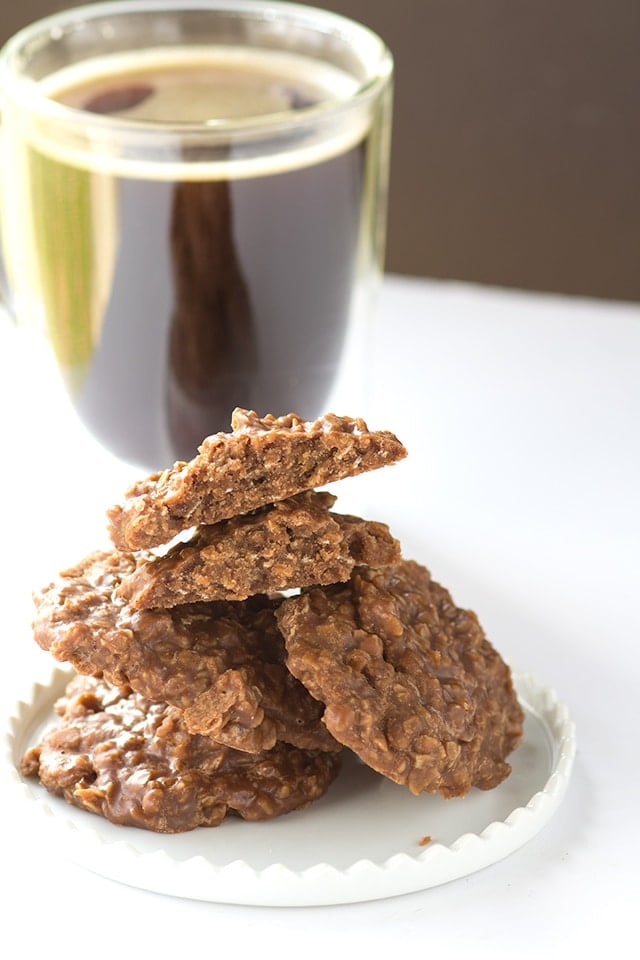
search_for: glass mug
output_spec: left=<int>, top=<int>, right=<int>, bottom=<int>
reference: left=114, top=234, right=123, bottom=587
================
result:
left=0, top=0, right=393, bottom=470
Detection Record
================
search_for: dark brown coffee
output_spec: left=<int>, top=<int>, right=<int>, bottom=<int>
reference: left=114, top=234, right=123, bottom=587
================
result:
left=17, top=48, right=384, bottom=468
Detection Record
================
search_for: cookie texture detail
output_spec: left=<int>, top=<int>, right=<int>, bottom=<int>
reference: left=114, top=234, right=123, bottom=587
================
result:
left=21, top=675, right=341, bottom=833
left=277, top=559, right=524, bottom=797
left=107, top=409, right=407, bottom=551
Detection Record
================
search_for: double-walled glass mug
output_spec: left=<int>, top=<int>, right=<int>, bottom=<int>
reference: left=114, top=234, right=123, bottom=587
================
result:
left=0, top=0, right=393, bottom=470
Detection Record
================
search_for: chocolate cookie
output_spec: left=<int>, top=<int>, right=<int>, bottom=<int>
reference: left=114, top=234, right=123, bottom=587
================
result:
left=33, top=550, right=339, bottom=754
left=21, top=675, right=341, bottom=833
left=117, top=491, right=400, bottom=609
left=276, top=559, right=524, bottom=798
left=107, top=409, right=407, bottom=551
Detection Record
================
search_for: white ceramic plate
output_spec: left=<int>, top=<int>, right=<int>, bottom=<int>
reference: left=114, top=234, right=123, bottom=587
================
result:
left=4, top=666, right=575, bottom=906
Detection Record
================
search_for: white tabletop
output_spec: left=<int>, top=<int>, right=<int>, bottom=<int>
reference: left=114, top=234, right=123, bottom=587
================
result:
left=1, top=274, right=638, bottom=956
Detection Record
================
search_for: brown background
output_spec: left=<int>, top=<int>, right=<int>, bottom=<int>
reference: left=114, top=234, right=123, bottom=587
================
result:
left=3, top=0, right=639, bottom=301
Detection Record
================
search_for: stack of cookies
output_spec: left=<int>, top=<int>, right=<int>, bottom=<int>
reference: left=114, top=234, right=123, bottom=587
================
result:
left=21, top=409, right=524, bottom=834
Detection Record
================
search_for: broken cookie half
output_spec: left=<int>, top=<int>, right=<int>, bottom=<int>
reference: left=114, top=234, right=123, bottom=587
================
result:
left=107, top=408, right=407, bottom=551
left=117, top=490, right=400, bottom=609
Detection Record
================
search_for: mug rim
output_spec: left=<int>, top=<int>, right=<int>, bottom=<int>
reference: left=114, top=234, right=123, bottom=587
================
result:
left=0, top=0, right=394, bottom=135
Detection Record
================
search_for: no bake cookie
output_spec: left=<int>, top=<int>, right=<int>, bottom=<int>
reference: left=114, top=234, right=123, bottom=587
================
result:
left=277, top=558, right=524, bottom=798
left=21, top=674, right=341, bottom=833
left=32, top=550, right=338, bottom=754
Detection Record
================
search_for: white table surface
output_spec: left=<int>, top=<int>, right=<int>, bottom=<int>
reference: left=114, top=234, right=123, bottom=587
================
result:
left=1, top=273, right=638, bottom=956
